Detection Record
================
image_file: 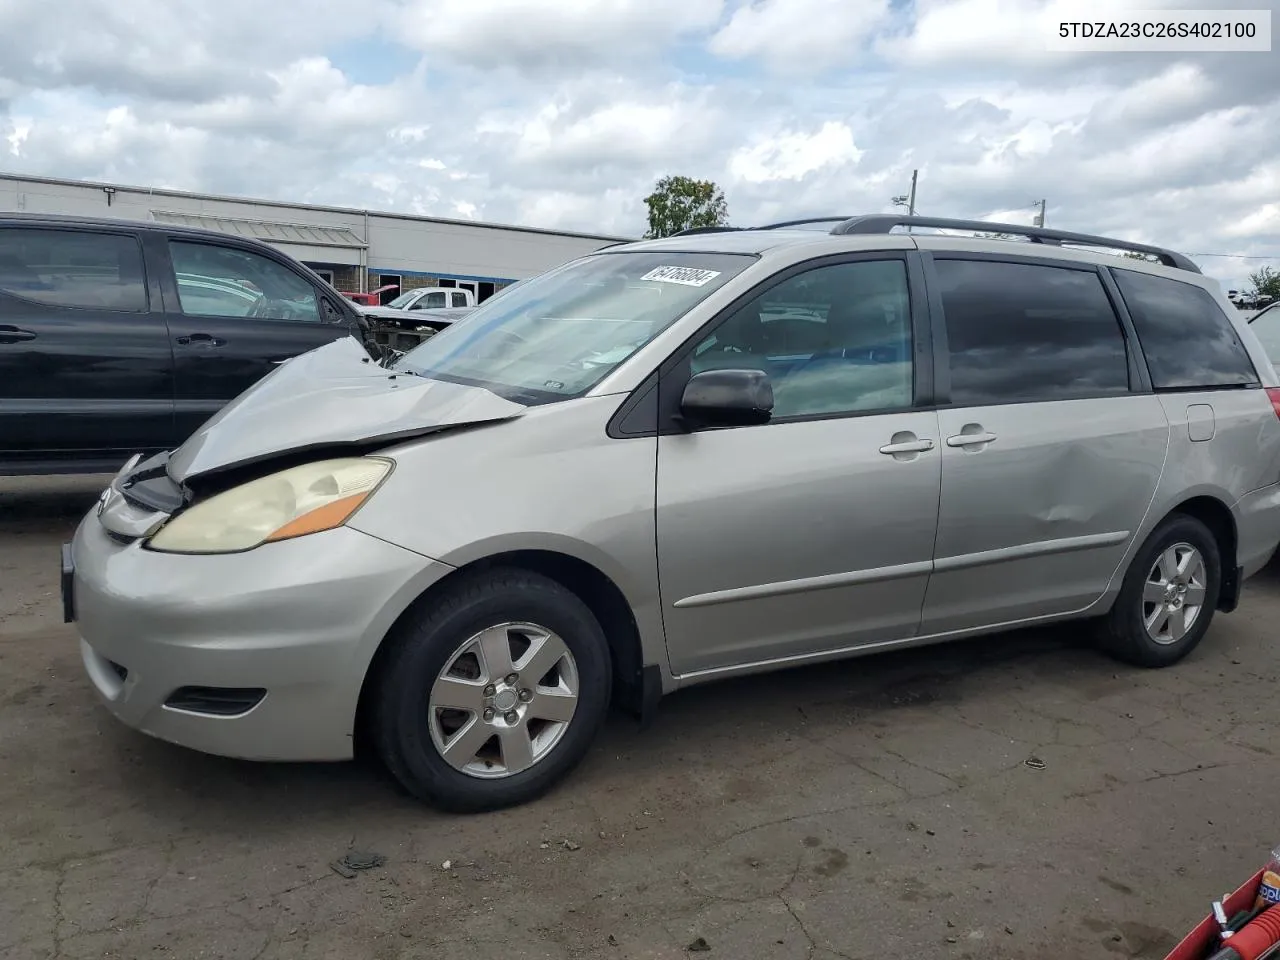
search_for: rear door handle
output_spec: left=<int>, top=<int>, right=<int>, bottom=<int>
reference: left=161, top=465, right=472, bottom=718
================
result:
left=946, top=431, right=998, bottom=448
left=879, top=438, right=935, bottom=455
left=176, top=333, right=226, bottom=348
left=0, top=325, right=36, bottom=344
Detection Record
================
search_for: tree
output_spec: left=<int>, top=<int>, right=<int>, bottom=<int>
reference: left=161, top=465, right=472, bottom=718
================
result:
left=1249, top=266, right=1280, bottom=301
left=1122, top=250, right=1159, bottom=263
left=643, top=175, right=729, bottom=239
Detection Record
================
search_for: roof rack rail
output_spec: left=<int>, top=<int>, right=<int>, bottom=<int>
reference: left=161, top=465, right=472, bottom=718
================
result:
left=828, top=215, right=1200, bottom=273
left=668, top=226, right=742, bottom=237
left=757, top=217, right=857, bottom=230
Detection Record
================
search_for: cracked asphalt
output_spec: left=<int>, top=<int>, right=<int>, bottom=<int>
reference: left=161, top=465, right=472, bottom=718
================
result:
left=4, top=474, right=1280, bottom=960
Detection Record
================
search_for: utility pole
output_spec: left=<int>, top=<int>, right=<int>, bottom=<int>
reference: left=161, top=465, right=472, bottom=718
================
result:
left=1033, top=198, right=1046, bottom=228
left=892, top=169, right=919, bottom=232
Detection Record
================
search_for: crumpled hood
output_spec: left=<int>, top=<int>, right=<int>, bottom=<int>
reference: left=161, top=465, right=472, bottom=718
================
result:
left=167, top=337, right=526, bottom=482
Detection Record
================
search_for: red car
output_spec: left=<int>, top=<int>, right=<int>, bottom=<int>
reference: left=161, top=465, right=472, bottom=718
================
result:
left=340, top=284, right=399, bottom=307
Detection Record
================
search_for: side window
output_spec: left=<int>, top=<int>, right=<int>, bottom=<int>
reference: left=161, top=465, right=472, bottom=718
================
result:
left=1114, top=269, right=1258, bottom=389
left=422, top=290, right=447, bottom=309
left=451, top=291, right=469, bottom=308
left=1251, top=304, right=1280, bottom=369
left=936, top=259, right=1130, bottom=406
left=169, top=241, right=321, bottom=323
left=688, top=260, right=913, bottom=419
left=0, top=228, right=146, bottom=312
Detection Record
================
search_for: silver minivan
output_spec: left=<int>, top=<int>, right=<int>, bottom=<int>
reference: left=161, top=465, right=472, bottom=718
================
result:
left=66, top=215, right=1280, bottom=811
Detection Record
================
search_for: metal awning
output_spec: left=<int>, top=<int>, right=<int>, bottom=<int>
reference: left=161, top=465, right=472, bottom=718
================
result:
left=150, top=210, right=367, bottom=265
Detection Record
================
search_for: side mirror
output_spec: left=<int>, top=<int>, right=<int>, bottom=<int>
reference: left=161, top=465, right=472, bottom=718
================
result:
left=679, top=369, right=773, bottom=428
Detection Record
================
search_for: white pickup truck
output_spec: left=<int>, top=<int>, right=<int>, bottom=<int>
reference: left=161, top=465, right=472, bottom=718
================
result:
left=382, top=286, right=476, bottom=311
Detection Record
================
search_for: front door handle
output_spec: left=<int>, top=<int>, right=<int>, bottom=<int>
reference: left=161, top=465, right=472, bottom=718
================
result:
left=0, top=325, right=36, bottom=344
left=176, top=333, right=226, bottom=348
left=946, top=429, right=998, bottom=448
left=879, top=437, right=935, bottom=455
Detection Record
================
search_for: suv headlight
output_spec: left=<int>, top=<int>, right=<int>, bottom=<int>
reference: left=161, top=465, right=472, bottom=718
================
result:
left=147, top=458, right=393, bottom=554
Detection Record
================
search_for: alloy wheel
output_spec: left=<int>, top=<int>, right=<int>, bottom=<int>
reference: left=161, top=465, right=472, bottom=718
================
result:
left=428, top=622, right=579, bottom=779
left=1142, top=542, right=1207, bottom=645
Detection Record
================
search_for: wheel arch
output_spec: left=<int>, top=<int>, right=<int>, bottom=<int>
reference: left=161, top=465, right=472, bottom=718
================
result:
left=355, top=548, right=659, bottom=753
left=1166, top=494, right=1240, bottom=611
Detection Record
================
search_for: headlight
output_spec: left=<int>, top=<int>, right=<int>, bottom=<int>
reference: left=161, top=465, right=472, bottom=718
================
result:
left=147, top=458, right=393, bottom=554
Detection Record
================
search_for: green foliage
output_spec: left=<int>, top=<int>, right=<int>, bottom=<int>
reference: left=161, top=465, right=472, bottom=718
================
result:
left=1250, top=266, right=1280, bottom=300
left=643, top=175, right=729, bottom=239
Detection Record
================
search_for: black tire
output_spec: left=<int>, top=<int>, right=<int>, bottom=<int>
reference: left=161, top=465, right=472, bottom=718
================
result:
left=1097, top=514, right=1222, bottom=667
left=371, top=568, right=612, bottom=813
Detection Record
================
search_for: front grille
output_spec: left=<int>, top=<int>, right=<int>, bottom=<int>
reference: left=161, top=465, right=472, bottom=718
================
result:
left=163, top=686, right=266, bottom=717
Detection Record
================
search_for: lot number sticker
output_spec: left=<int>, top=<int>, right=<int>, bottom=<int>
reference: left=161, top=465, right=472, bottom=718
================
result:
left=641, top=265, right=722, bottom=287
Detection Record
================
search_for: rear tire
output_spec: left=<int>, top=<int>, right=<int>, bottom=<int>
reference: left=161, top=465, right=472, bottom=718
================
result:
left=1096, top=514, right=1221, bottom=668
left=371, top=568, right=612, bottom=812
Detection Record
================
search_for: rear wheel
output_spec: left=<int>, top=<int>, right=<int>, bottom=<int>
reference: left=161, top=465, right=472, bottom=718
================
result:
left=1097, top=514, right=1221, bottom=667
left=372, top=569, right=612, bottom=812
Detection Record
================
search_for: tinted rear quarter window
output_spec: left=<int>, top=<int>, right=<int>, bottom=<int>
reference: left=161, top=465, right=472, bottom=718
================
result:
left=935, top=258, right=1130, bottom=406
left=1113, top=269, right=1257, bottom=389
left=0, top=227, right=147, bottom=312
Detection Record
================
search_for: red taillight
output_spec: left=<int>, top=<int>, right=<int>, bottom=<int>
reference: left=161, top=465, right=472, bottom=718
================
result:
left=1267, top=387, right=1280, bottom=420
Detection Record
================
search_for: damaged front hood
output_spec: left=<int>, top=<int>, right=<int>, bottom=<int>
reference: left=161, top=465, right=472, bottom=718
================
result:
left=168, top=337, right=526, bottom=482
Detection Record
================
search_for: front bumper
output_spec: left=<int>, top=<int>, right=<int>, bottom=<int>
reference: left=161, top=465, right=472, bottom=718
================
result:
left=70, top=507, right=448, bottom=761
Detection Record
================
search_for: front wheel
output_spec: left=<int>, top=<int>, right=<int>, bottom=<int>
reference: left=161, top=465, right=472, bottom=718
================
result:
left=371, top=569, right=612, bottom=812
left=1096, top=514, right=1221, bottom=667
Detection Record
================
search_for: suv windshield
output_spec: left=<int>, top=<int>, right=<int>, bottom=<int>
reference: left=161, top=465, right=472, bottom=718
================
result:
left=394, top=251, right=755, bottom=403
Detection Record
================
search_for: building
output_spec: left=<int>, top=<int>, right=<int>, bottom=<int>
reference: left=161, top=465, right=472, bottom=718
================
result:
left=0, top=173, right=630, bottom=304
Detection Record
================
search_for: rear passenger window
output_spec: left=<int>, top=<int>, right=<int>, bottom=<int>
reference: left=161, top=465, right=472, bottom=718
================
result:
left=936, top=259, right=1130, bottom=406
left=1113, top=269, right=1257, bottom=389
left=0, top=228, right=147, bottom=312
left=451, top=291, right=468, bottom=308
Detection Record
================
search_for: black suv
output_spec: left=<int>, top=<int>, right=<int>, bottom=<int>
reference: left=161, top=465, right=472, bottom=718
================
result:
left=0, top=213, right=367, bottom=475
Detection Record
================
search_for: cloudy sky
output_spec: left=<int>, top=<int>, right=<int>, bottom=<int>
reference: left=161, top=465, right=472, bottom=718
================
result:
left=1, top=0, right=1277, bottom=286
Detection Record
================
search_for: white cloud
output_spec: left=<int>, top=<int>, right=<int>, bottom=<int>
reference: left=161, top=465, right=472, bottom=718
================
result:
left=0, top=0, right=1275, bottom=289
left=729, top=122, right=859, bottom=183
left=882, top=0, right=1201, bottom=67
left=710, top=0, right=891, bottom=71
left=396, top=0, right=724, bottom=70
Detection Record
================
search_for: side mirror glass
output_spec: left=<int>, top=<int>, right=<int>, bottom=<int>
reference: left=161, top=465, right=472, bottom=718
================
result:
left=680, top=368, right=773, bottom=427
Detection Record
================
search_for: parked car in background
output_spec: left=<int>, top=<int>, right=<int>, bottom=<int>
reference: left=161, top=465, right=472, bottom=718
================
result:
left=67, top=214, right=1280, bottom=814
left=361, top=280, right=529, bottom=353
left=377, top=286, right=477, bottom=312
left=0, top=213, right=368, bottom=476
left=342, top=284, right=399, bottom=307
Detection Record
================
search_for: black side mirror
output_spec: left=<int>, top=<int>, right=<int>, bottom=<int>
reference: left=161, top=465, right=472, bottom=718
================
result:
left=679, top=368, right=773, bottom=428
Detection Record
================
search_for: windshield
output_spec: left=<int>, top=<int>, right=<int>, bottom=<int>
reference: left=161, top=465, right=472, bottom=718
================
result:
left=394, top=251, right=755, bottom=403
left=386, top=291, right=419, bottom=309
left=1252, top=303, right=1280, bottom=365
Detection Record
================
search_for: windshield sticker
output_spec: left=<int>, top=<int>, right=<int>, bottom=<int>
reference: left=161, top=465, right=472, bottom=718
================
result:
left=640, top=265, right=722, bottom=287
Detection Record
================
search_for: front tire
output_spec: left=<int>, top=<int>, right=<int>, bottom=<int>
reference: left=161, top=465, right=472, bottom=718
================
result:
left=1097, top=514, right=1221, bottom=668
left=371, top=568, right=612, bottom=812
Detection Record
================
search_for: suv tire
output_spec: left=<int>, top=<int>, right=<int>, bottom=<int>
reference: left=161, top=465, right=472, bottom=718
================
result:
left=1097, top=514, right=1221, bottom=668
left=371, top=568, right=612, bottom=812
